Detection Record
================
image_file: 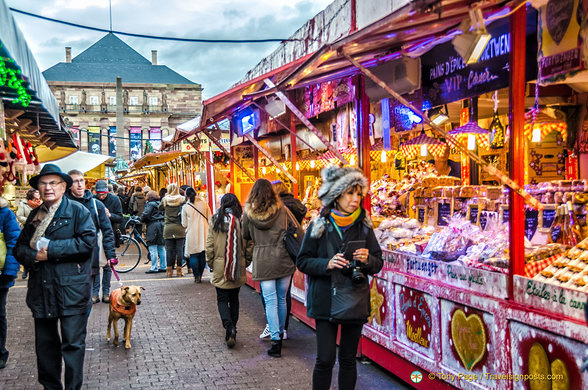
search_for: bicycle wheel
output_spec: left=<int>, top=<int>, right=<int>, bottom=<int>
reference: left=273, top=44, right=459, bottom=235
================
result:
left=114, top=235, right=142, bottom=273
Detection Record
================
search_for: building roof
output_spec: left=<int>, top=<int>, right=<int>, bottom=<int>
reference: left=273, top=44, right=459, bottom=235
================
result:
left=43, top=33, right=196, bottom=85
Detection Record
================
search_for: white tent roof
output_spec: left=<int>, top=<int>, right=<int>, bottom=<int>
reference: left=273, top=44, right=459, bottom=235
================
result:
left=176, top=116, right=201, bottom=132
left=41, top=151, right=113, bottom=174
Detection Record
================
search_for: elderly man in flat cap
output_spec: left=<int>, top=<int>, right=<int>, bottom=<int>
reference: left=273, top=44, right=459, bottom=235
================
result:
left=14, top=164, right=96, bottom=390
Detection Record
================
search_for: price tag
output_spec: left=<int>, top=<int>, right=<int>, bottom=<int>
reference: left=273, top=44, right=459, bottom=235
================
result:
left=437, top=202, right=451, bottom=226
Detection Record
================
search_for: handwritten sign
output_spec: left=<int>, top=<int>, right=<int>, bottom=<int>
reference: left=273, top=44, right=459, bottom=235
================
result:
left=479, top=211, right=489, bottom=230
left=421, top=10, right=537, bottom=106
left=385, top=250, right=508, bottom=299
left=399, top=288, right=432, bottom=349
left=469, top=205, right=479, bottom=225
left=437, top=203, right=451, bottom=226
left=542, top=207, right=557, bottom=229
left=502, top=207, right=509, bottom=224
left=514, top=276, right=587, bottom=322
left=525, top=209, right=539, bottom=240
left=418, top=207, right=426, bottom=224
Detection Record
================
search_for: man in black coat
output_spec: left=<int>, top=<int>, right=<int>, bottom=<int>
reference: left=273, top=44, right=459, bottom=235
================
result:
left=67, top=171, right=117, bottom=304
left=95, top=179, right=123, bottom=249
left=14, top=164, right=96, bottom=390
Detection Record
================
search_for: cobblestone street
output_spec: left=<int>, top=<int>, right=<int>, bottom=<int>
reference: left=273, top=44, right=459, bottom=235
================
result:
left=1, top=263, right=408, bottom=389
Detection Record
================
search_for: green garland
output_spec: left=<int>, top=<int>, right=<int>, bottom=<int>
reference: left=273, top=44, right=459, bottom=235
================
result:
left=0, top=54, right=32, bottom=107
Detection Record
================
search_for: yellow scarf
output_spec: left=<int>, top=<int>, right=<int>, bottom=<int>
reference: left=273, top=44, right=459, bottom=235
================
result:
left=330, top=207, right=361, bottom=231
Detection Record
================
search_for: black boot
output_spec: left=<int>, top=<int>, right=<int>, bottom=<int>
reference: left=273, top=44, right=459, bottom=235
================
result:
left=267, top=340, right=282, bottom=357
left=227, top=325, right=236, bottom=349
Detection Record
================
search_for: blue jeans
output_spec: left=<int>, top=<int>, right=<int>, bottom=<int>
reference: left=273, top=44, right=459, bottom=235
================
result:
left=149, top=245, right=167, bottom=271
left=92, top=266, right=112, bottom=297
left=189, top=251, right=206, bottom=278
left=260, top=275, right=292, bottom=341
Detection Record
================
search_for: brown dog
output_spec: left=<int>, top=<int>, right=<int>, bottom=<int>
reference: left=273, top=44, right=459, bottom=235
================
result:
left=106, top=285, right=144, bottom=349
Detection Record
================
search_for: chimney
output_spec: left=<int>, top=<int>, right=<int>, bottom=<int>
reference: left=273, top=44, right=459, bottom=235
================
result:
left=151, top=50, right=157, bottom=65
left=65, top=47, right=71, bottom=63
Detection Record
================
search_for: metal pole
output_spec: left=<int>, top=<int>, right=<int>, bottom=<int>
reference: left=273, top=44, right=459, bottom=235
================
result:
left=356, top=75, right=371, bottom=212
left=290, top=112, right=299, bottom=198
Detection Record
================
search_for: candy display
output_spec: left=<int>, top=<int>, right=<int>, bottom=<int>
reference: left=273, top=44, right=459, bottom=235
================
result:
left=533, top=237, right=588, bottom=292
left=373, top=216, right=435, bottom=249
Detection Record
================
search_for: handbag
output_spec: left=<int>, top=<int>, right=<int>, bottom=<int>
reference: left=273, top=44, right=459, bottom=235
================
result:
left=283, top=207, right=302, bottom=262
left=0, top=232, right=6, bottom=271
left=330, top=269, right=370, bottom=322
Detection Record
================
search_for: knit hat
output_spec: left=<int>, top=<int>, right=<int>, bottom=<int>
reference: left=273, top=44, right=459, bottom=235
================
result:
left=95, top=180, right=108, bottom=193
left=317, top=166, right=368, bottom=207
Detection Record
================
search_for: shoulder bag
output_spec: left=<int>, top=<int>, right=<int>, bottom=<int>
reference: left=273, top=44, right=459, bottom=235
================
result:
left=283, top=207, right=302, bottom=263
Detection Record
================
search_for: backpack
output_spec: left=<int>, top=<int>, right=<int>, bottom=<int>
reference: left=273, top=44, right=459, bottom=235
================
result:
left=283, top=208, right=302, bottom=263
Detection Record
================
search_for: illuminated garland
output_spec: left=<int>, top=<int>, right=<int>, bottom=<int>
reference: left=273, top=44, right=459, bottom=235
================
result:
left=0, top=55, right=32, bottom=107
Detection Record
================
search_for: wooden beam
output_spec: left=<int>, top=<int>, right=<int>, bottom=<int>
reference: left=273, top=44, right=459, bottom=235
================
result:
left=201, top=129, right=255, bottom=182
left=341, top=50, right=543, bottom=211
left=244, top=133, right=297, bottom=184
left=264, top=78, right=348, bottom=165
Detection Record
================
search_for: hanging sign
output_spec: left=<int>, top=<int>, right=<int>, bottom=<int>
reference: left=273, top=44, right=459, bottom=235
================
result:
left=88, top=127, right=101, bottom=154
left=538, top=0, right=584, bottom=82
left=421, top=10, right=537, bottom=106
left=303, top=77, right=354, bottom=118
left=109, top=127, right=116, bottom=157
left=129, top=127, right=142, bottom=161
left=149, top=127, right=162, bottom=151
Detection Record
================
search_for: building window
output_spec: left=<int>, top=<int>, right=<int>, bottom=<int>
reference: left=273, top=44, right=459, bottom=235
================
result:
left=149, top=96, right=158, bottom=106
left=109, top=96, right=116, bottom=105
left=130, top=96, right=139, bottom=105
left=69, top=95, right=78, bottom=104
left=89, top=96, right=99, bottom=105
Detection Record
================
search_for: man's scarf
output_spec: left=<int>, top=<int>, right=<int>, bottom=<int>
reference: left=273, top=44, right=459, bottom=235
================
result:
left=30, top=198, right=62, bottom=250
left=223, top=214, right=242, bottom=281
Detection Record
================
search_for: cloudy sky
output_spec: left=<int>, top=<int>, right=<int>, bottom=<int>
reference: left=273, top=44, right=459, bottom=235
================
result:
left=6, top=0, right=333, bottom=98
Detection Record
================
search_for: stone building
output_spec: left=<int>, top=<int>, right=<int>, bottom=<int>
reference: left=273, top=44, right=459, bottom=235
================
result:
left=43, top=33, right=202, bottom=161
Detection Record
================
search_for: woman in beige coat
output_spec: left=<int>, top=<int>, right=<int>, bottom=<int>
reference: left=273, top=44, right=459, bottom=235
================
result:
left=182, top=187, right=211, bottom=282
left=206, top=193, right=249, bottom=348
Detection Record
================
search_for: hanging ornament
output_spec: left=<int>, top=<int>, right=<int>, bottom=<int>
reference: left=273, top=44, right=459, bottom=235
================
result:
left=489, top=91, right=505, bottom=148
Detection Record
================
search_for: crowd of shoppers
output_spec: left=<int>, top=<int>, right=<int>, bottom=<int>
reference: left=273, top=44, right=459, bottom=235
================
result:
left=1, top=162, right=381, bottom=390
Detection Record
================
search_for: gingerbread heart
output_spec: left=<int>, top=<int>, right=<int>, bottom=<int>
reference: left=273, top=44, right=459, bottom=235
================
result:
left=450, top=309, right=486, bottom=371
left=528, top=342, right=570, bottom=390
left=546, top=0, right=574, bottom=45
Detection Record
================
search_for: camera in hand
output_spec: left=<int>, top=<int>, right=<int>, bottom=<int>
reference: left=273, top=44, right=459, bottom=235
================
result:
left=341, top=260, right=366, bottom=287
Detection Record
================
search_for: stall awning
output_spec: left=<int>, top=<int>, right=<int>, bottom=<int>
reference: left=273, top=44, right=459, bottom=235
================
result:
left=131, top=150, right=186, bottom=171
left=0, top=0, right=74, bottom=148
left=42, top=151, right=113, bottom=174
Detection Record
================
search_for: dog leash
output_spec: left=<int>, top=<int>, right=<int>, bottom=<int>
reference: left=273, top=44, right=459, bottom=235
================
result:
left=108, top=259, right=124, bottom=287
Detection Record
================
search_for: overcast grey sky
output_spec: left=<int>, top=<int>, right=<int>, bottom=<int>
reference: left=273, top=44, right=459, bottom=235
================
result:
left=6, top=0, right=332, bottom=99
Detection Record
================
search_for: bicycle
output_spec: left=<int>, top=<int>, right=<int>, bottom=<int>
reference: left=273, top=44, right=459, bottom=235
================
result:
left=114, top=216, right=150, bottom=273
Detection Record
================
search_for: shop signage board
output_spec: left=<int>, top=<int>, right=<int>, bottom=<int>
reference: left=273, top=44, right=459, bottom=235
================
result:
left=88, top=127, right=101, bottom=154
left=514, top=275, right=587, bottom=322
left=394, top=285, right=436, bottom=359
left=303, top=77, right=355, bottom=118
left=384, top=250, right=508, bottom=299
left=538, top=0, right=584, bottom=82
left=421, top=10, right=537, bottom=107
left=509, top=321, right=586, bottom=389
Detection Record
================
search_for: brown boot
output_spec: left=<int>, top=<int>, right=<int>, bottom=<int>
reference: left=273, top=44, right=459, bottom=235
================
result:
left=166, top=267, right=173, bottom=277
left=176, top=266, right=183, bottom=277
left=187, top=267, right=192, bottom=274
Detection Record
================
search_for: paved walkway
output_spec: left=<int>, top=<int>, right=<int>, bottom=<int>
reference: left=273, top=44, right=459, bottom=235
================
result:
left=1, top=263, right=409, bottom=389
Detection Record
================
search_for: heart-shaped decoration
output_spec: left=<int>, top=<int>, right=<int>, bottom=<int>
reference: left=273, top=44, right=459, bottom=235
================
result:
left=450, top=309, right=486, bottom=371
left=528, top=342, right=570, bottom=390
left=546, top=0, right=574, bottom=45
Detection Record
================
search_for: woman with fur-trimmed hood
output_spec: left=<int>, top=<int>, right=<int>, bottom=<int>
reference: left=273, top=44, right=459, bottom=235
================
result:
left=242, top=179, right=298, bottom=358
left=296, top=166, right=383, bottom=390
left=159, top=183, right=186, bottom=277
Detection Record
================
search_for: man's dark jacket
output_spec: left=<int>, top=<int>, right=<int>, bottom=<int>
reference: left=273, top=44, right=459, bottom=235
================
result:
left=95, top=192, right=123, bottom=227
left=279, top=193, right=307, bottom=224
left=66, top=190, right=116, bottom=274
left=14, top=196, right=96, bottom=318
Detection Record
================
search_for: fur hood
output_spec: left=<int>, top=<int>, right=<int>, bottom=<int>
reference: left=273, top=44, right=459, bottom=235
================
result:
left=309, top=213, right=373, bottom=239
left=244, top=201, right=281, bottom=230
left=318, top=166, right=368, bottom=208
left=162, top=194, right=184, bottom=207
left=0, top=197, right=8, bottom=208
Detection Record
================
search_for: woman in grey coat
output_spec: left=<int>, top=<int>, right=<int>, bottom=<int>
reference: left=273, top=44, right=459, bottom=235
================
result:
left=242, top=179, right=299, bottom=358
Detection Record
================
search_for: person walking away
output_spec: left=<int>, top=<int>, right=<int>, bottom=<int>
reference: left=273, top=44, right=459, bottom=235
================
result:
left=182, top=187, right=211, bottom=282
left=16, top=188, right=41, bottom=279
left=94, top=180, right=123, bottom=299
left=257, top=180, right=308, bottom=340
left=206, top=193, right=250, bottom=348
left=297, top=166, right=383, bottom=390
left=242, top=179, right=300, bottom=357
left=160, top=183, right=186, bottom=277
left=117, top=187, right=129, bottom=215
left=66, top=170, right=117, bottom=304
left=0, top=195, right=22, bottom=369
left=141, top=191, right=166, bottom=273
left=14, top=164, right=96, bottom=390
left=129, top=186, right=146, bottom=216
